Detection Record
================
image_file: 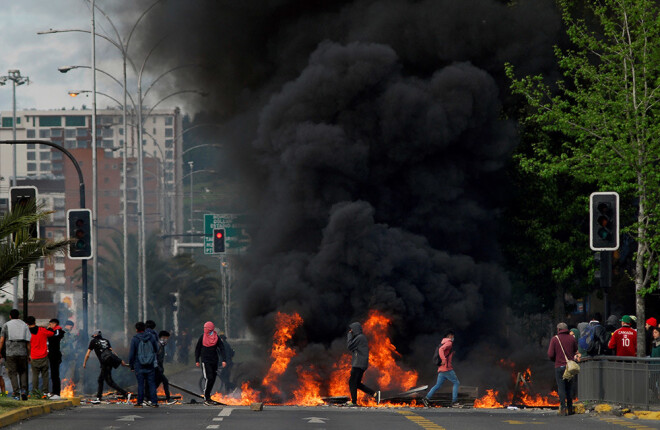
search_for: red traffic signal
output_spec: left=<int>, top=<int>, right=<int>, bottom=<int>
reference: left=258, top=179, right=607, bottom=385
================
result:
left=213, top=228, right=225, bottom=253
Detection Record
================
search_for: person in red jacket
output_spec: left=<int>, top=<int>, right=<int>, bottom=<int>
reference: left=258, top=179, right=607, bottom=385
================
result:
left=27, top=316, right=54, bottom=395
left=422, top=329, right=461, bottom=408
left=608, top=315, right=637, bottom=356
left=548, top=322, right=578, bottom=416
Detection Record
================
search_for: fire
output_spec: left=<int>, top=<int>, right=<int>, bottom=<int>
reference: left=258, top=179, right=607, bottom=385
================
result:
left=60, top=379, right=75, bottom=398
left=474, top=366, right=560, bottom=409
left=212, top=381, right=260, bottom=405
left=261, top=312, right=304, bottom=395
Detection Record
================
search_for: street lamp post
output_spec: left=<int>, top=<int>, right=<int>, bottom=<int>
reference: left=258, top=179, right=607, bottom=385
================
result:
left=188, top=161, right=194, bottom=243
left=90, top=0, right=100, bottom=330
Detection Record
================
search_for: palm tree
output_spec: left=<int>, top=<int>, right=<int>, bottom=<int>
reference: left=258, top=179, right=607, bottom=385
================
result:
left=0, top=201, right=71, bottom=288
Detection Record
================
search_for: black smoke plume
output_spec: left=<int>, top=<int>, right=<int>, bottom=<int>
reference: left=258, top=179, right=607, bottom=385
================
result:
left=123, top=0, right=563, bottom=392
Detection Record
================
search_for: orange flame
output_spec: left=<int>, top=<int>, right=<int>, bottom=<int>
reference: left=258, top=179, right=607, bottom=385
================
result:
left=474, top=366, right=560, bottom=408
left=261, top=312, right=304, bottom=395
left=60, top=379, right=76, bottom=398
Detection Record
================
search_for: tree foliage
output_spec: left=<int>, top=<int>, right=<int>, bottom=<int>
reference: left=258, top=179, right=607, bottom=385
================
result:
left=506, top=0, right=660, bottom=355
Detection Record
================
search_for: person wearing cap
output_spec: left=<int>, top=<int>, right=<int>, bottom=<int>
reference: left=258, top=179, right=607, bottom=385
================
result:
left=646, top=317, right=658, bottom=356
left=83, top=330, right=129, bottom=404
left=608, top=315, right=637, bottom=356
left=548, top=322, right=579, bottom=416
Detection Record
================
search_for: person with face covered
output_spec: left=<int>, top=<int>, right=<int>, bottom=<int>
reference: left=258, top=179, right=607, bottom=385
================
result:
left=155, top=330, right=176, bottom=404
left=195, top=322, right=227, bottom=405
left=345, top=321, right=380, bottom=406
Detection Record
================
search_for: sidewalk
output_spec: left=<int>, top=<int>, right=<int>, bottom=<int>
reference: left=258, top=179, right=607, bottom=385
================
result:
left=0, top=397, right=81, bottom=428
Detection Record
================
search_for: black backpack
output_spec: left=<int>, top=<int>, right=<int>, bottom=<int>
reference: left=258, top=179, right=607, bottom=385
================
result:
left=432, top=343, right=442, bottom=366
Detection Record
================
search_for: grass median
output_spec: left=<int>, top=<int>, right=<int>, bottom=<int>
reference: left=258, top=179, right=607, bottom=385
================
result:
left=0, top=396, right=51, bottom=415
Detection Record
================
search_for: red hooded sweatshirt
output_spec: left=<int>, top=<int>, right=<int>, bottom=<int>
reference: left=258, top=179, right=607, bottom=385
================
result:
left=436, top=337, right=454, bottom=372
left=29, top=326, right=54, bottom=360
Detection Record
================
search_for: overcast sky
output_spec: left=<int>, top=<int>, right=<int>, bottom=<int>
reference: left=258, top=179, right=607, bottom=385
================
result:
left=0, top=0, right=190, bottom=114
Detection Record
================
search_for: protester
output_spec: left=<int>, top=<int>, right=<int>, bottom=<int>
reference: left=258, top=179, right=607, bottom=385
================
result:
left=548, top=322, right=579, bottom=416
left=581, top=313, right=610, bottom=357
left=27, top=316, right=54, bottom=396
left=143, top=320, right=158, bottom=398
left=83, top=330, right=129, bottom=404
left=651, top=326, right=660, bottom=358
left=0, top=309, right=31, bottom=400
left=60, top=320, right=77, bottom=382
left=46, top=318, right=65, bottom=399
left=195, top=322, right=227, bottom=406
left=155, top=330, right=176, bottom=405
left=345, top=321, right=380, bottom=407
left=605, top=315, right=619, bottom=334
left=422, top=329, right=461, bottom=408
left=608, top=315, right=637, bottom=356
left=218, top=331, right=236, bottom=393
left=646, top=317, right=658, bottom=356
left=568, top=328, right=580, bottom=400
left=129, top=322, right=159, bottom=408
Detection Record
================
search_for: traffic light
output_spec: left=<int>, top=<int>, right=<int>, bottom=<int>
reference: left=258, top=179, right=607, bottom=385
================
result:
left=10, top=186, right=38, bottom=239
left=67, top=209, right=93, bottom=259
left=213, top=228, right=225, bottom=253
left=590, top=192, right=619, bottom=251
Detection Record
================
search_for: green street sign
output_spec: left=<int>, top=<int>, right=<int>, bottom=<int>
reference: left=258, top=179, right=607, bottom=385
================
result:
left=204, top=214, right=251, bottom=254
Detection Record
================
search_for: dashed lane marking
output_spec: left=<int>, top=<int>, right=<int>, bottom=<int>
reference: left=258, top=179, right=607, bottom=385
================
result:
left=206, top=426, right=220, bottom=429
left=598, top=417, right=656, bottom=430
left=502, top=420, right=545, bottom=425
left=397, top=410, right=446, bottom=430
left=218, top=408, right=234, bottom=417
left=212, top=417, right=224, bottom=421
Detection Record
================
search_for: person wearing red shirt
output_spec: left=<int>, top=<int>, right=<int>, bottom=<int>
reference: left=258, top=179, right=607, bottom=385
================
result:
left=608, top=315, right=637, bottom=356
left=27, top=316, right=54, bottom=395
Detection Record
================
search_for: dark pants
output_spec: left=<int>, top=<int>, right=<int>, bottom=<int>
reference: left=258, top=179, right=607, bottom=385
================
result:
left=349, top=367, right=375, bottom=404
left=136, top=366, right=157, bottom=405
left=218, top=364, right=235, bottom=393
left=201, top=362, right=217, bottom=401
left=555, top=366, right=574, bottom=412
left=97, top=363, right=127, bottom=399
left=6, top=355, right=28, bottom=395
left=155, top=368, right=170, bottom=400
left=49, top=352, right=62, bottom=395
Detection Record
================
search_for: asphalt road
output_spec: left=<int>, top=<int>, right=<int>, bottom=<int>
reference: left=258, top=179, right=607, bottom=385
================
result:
left=8, top=404, right=660, bottom=430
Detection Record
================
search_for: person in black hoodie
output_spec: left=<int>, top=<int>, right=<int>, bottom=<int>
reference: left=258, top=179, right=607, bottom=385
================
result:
left=195, top=321, right=226, bottom=405
left=46, top=318, right=65, bottom=399
left=129, top=322, right=159, bottom=408
left=346, top=322, right=380, bottom=406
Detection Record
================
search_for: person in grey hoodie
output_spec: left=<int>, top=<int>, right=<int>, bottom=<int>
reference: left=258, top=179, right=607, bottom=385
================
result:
left=346, top=322, right=380, bottom=406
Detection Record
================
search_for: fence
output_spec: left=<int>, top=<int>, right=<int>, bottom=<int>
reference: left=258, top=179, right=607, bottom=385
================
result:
left=577, top=356, right=660, bottom=408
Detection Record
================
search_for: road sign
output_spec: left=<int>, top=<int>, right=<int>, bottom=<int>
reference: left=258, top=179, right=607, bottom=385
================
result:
left=204, top=214, right=251, bottom=254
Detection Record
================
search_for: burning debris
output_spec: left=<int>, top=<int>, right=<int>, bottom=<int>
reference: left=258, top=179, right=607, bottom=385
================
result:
left=474, top=363, right=560, bottom=409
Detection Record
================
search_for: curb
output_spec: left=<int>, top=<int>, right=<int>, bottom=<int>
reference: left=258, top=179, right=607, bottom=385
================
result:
left=590, top=403, right=660, bottom=421
left=0, top=397, right=81, bottom=428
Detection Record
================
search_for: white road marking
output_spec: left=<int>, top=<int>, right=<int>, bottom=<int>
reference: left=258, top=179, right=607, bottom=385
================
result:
left=303, top=417, right=329, bottom=424
left=206, top=426, right=220, bottom=429
left=116, top=415, right=143, bottom=422
left=213, top=418, right=224, bottom=421
left=218, top=408, right=234, bottom=416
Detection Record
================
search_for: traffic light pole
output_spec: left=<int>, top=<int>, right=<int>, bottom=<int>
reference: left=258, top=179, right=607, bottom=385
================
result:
left=0, top=140, right=88, bottom=339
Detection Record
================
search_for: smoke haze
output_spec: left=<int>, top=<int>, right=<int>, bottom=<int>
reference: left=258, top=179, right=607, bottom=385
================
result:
left=123, top=0, right=564, bottom=390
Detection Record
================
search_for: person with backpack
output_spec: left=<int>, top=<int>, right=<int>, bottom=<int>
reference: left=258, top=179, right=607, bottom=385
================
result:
left=579, top=313, right=610, bottom=357
left=83, top=330, right=130, bottom=404
left=422, top=329, right=461, bottom=408
left=195, top=321, right=227, bottom=406
left=129, top=321, right=159, bottom=408
left=217, top=331, right=236, bottom=393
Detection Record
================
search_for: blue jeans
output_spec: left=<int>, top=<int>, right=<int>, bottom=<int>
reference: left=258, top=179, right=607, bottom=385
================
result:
left=426, top=370, right=460, bottom=402
left=135, top=366, right=157, bottom=405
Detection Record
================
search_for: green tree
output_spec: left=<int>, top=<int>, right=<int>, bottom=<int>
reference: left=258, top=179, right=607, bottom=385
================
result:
left=506, top=0, right=660, bottom=356
left=0, top=202, right=71, bottom=287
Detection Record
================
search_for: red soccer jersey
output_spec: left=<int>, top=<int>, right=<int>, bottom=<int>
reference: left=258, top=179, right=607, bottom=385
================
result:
left=608, top=326, right=637, bottom=356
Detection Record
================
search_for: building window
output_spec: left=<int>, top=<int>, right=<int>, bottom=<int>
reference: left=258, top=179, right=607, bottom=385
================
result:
left=165, top=128, right=173, bottom=137
left=27, top=152, right=36, bottom=161
left=103, top=139, right=114, bottom=148
left=52, top=151, right=63, bottom=160
left=40, top=162, right=51, bottom=171
left=39, top=116, right=62, bottom=127
left=165, top=150, right=173, bottom=159
left=65, top=140, right=76, bottom=149
left=40, top=152, right=51, bottom=160
left=76, top=128, right=88, bottom=137
left=2, top=117, right=12, bottom=127
left=165, top=172, right=173, bottom=181
left=152, top=117, right=156, bottom=124
left=51, top=128, right=63, bottom=137
left=165, top=116, right=173, bottom=126
left=26, top=129, right=36, bottom=138
left=153, top=128, right=156, bottom=134
left=27, top=163, right=37, bottom=171
left=65, top=129, right=76, bottom=138
left=39, top=129, right=50, bottom=138
left=65, top=116, right=85, bottom=127
left=102, top=128, right=113, bottom=137
left=77, top=141, right=88, bottom=149
left=165, top=139, right=173, bottom=148
left=119, top=127, right=124, bottom=136
left=26, top=143, right=35, bottom=149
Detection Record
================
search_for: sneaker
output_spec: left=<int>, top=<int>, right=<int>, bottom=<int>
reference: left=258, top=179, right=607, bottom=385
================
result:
left=21, top=393, right=27, bottom=401
left=422, top=397, right=430, bottom=408
left=146, top=402, right=159, bottom=408
left=90, top=398, right=101, bottom=404
left=165, top=399, right=177, bottom=405
left=451, top=402, right=461, bottom=408
left=144, top=400, right=153, bottom=407
left=49, top=394, right=62, bottom=400
left=374, top=391, right=381, bottom=404
left=344, top=401, right=358, bottom=407
left=204, top=400, right=214, bottom=406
